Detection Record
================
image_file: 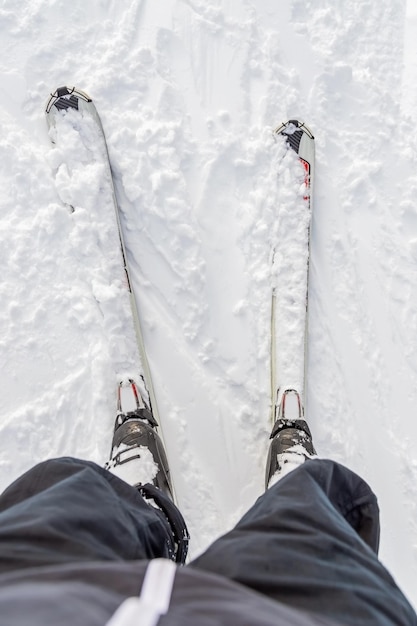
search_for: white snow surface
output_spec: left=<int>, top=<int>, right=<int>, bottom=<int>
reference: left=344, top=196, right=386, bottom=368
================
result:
left=0, top=0, right=417, bottom=610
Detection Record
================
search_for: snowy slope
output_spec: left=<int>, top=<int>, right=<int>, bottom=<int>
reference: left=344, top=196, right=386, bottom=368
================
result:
left=0, top=0, right=416, bottom=609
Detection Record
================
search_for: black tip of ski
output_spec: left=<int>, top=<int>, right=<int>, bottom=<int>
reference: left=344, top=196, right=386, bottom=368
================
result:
left=274, top=120, right=315, bottom=156
left=45, top=86, right=92, bottom=115
left=54, top=93, right=79, bottom=112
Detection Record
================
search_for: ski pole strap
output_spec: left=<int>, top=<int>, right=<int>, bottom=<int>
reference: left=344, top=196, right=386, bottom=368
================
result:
left=139, top=483, right=190, bottom=564
left=106, top=559, right=176, bottom=626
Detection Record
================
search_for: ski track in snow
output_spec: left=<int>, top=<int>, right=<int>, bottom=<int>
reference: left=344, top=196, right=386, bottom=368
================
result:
left=0, top=0, right=416, bottom=609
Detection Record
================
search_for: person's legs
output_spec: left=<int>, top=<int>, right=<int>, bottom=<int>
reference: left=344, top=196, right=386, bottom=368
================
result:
left=190, top=459, right=415, bottom=626
left=0, top=457, right=175, bottom=573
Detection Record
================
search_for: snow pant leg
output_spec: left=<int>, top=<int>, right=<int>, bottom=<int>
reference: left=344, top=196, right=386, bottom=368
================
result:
left=190, top=459, right=416, bottom=626
left=0, top=457, right=175, bottom=572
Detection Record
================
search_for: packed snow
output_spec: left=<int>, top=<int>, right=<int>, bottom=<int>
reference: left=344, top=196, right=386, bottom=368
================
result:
left=108, top=445, right=158, bottom=488
left=0, top=0, right=416, bottom=610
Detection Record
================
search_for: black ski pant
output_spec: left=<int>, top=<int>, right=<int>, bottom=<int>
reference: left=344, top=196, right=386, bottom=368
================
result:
left=0, top=457, right=414, bottom=625
left=0, top=457, right=176, bottom=567
left=192, top=458, right=414, bottom=625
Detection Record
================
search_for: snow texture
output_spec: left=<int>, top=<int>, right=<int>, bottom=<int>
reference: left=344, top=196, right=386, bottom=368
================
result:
left=0, top=0, right=416, bottom=610
left=107, top=444, right=158, bottom=488
left=268, top=446, right=314, bottom=489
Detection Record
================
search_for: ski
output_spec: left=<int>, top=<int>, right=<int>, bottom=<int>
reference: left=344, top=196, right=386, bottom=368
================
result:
left=45, top=86, right=166, bottom=477
left=271, top=120, right=315, bottom=424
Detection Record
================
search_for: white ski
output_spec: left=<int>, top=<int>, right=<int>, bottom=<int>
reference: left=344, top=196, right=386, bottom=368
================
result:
left=271, top=120, right=315, bottom=423
left=45, top=87, right=162, bottom=438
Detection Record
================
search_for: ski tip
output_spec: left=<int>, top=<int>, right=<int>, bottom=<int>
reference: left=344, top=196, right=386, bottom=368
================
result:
left=275, top=120, right=314, bottom=140
left=45, top=86, right=92, bottom=116
left=274, top=120, right=315, bottom=174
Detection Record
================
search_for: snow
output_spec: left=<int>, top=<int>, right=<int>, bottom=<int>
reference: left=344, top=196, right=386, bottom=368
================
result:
left=0, top=0, right=416, bottom=611
left=268, top=447, right=316, bottom=489
left=107, top=444, right=158, bottom=488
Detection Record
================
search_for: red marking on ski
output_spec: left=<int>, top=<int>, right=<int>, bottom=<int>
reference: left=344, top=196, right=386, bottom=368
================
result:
left=300, top=158, right=310, bottom=202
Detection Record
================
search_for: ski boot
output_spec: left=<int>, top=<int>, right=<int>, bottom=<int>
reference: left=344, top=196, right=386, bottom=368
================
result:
left=265, top=389, right=316, bottom=488
left=106, top=380, right=189, bottom=563
left=106, top=379, right=174, bottom=499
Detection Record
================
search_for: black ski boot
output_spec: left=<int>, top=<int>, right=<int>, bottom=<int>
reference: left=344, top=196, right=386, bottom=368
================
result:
left=265, top=389, right=316, bottom=488
left=106, top=380, right=190, bottom=563
left=106, top=379, right=174, bottom=499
